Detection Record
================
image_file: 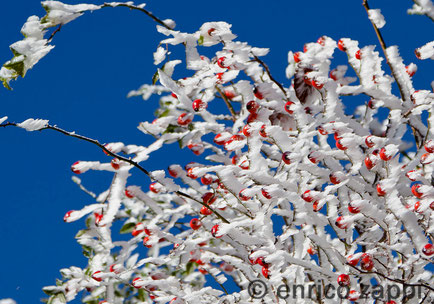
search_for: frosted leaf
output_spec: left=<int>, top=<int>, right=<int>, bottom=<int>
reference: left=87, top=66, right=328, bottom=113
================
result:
left=0, top=300, right=17, bottom=304
left=153, top=46, right=167, bottom=65
left=41, top=1, right=100, bottom=26
left=368, top=9, right=386, bottom=28
left=17, top=118, right=49, bottom=131
left=162, top=18, right=176, bottom=29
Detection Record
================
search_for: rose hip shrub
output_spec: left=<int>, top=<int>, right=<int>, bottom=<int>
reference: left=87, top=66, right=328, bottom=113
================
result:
left=1, top=1, right=434, bottom=304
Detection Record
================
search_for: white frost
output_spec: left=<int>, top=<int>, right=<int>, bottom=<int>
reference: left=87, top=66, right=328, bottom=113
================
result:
left=17, top=118, right=49, bottom=131
left=368, top=9, right=386, bottom=28
left=0, top=116, right=7, bottom=124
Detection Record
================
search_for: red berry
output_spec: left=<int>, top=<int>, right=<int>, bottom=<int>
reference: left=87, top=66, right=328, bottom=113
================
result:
left=132, top=223, right=144, bottom=237
left=211, top=224, right=222, bottom=238
left=224, top=90, right=236, bottom=99
left=377, top=184, right=386, bottom=196
left=125, top=188, right=134, bottom=198
left=261, top=266, right=269, bottom=278
left=430, top=201, right=434, bottom=210
left=364, top=155, right=375, bottom=170
left=239, top=189, right=252, bottom=201
left=312, top=201, right=322, bottom=212
left=379, top=147, right=392, bottom=161
left=414, top=201, right=421, bottom=212
left=303, top=74, right=312, bottom=85
left=424, top=140, right=434, bottom=153
left=307, top=247, right=316, bottom=255
left=217, top=57, right=226, bottom=68
left=282, top=151, right=291, bottom=165
left=177, top=113, right=193, bottom=126
left=187, top=168, right=198, bottom=179
left=143, top=236, right=152, bottom=248
left=336, top=139, right=347, bottom=150
left=261, top=188, right=272, bottom=199
left=190, top=218, right=202, bottom=230
left=214, top=133, right=228, bottom=145
left=208, top=28, right=215, bottom=36
left=149, top=183, right=160, bottom=194
left=284, top=101, right=294, bottom=114
left=361, top=256, right=374, bottom=271
left=168, top=165, right=179, bottom=178
left=216, top=72, right=224, bottom=83
left=386, top=301, right=396, bottom=304
left=200, top=206, right=213, bottom=215
left=365, top=135, right=375, bottom=148
left=347, top=254, right=360, bottom=267
left=253, top=87, right=263, bottom=99
left=308, top=152, right=320, bottom=164
left=317, top=36, right=326, bottom=46
left=92, top=271, right=103, bottom=282
left=348, top=204, right=360, bottom=214
left=202, top=192, right=216, bottom=205
left=293, top=52, right=301, bottom=63
left=63, top=210, right=74, bottom=222
left=422, top=244, right=434, bottom=256
left=94, top=213, right=104, bottom=226
left=192, top=99, right=206, bottom=112
left=301, top=190, right=314, bottom=202
left=337, top=274, right=350, bottom=286
left=338, top=39, right=346, bottom=51
left=368, top=99, right=375, bottom=109
left=239, top=159, right=250, bottom=170
left=256, top=257, right=269, bottom=267
left=329, top=69, right=338, bottom=81
left=231, top=155, right=239, bottom=165
left=355, top=49, right=361, bottom=60
left=201, top=174, right=213, bottom=185
left=246, top=100, right=259, bottom=113
left=348, top=290, right=359, bottom=301
left=111, top=158, right=120, bottom=170
left=132, top=277, right=144, bottom=289
left=335, top=216, right=348, bottom=229
left=411, top=184, right=423, bottom=198
left=71, top=161, right=82, bottom=174
left=317, top=126, right=327, bottom=135
left=259, top=124, right=268, bottom=137
left=311, top=79, right=324, bottom=89
left=329, top=173, right=341, bottom=184
left=242, top=124, right=252, bottom=137
left=171, top=93, right=177, bottom=99
left=421, top=152, right=434, bottom=164
left=406, top=65, right=416, bottom=77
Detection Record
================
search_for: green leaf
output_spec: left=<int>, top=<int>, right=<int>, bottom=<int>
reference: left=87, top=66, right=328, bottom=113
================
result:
left=163, top=124, right=178, bottom=134
left=198, top=35, right=204, bottom=45
left=158, top=108, right=170, bottom=118
left=188, top=123, right=194, bottom=131
left=152, top=70, right=159, bottom=85
left=138, top=289, right=146, bottom=301
left=75, top=229, right=87, bottom=238
left=120, top=222, right=136, bottom=234
left=4, top=58, right=25, bottom=77
left=56, top=279, right=63, bottom=286
left=185, top=261, right=195, bottom=275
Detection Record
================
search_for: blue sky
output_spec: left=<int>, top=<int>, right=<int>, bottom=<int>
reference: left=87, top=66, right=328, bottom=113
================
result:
left=0, top=0, right=432, bottom=302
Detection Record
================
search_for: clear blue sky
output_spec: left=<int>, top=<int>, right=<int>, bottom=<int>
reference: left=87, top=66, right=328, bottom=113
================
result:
left=0, top=0, right=432, bottom=302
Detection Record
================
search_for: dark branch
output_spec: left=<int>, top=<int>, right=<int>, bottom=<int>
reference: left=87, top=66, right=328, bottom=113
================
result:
left=0, top=122, right=229, bottom=224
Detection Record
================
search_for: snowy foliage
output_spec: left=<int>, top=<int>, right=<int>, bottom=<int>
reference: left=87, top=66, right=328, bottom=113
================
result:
left=1, top=1, right=434, bottom=304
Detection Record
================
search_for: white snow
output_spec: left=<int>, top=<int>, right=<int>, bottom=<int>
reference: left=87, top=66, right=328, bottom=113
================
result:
left=17, top=118, right=49, bottom=131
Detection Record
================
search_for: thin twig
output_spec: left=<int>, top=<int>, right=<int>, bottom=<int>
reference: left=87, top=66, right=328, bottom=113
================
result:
left=215, top=86, right=237, bottom=120
left=252, top=55, right=288, bottom=99
left=0, top=122, right=230, bottom=224
left=362, top=0, right=405, bottom=101
left=47, top=24, right=62, bottom=43
left=100, top=3, right=173, bottom=30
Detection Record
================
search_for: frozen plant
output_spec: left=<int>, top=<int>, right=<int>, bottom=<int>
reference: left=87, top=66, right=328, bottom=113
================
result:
left=1, top=0, right=434, bottom=303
